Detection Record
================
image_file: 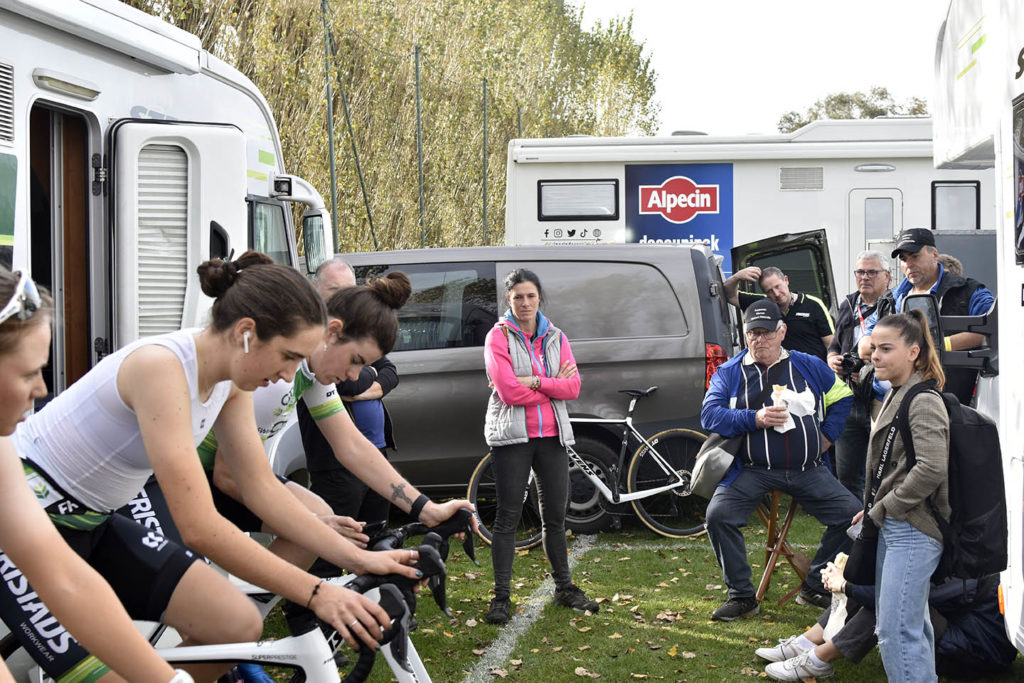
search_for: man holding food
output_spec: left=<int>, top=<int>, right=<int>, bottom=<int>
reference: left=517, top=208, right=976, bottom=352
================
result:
left=700, top=300, right=861, bottom=621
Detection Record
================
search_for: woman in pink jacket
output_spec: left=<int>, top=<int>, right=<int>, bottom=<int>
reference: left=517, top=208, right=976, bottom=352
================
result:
left=482, top=268, right=596, bottom=625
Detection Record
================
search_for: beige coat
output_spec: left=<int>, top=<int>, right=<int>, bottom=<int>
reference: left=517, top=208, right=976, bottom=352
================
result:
left=865, top=372, right=951, bottom=541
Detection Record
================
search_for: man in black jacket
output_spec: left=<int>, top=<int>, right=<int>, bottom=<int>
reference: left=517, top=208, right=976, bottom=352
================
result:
left=860, top=228, right=995, bottom=405
left=826, top=250, right=891, bottom=497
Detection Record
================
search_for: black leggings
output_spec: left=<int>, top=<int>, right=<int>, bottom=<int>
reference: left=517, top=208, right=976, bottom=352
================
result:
left=490, top=437, right=571, bottom=598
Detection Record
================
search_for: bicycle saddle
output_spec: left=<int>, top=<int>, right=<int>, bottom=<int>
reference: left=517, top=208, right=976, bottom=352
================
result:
left=619, top=386, right=658, bottom=398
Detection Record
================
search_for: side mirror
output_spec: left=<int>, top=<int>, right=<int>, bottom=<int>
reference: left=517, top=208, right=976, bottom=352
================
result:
left=301, top=210, right=327, bottom=275
left=903, top=293, right=943, bottom=359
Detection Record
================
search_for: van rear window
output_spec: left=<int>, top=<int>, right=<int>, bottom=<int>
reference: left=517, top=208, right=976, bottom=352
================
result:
left=354, top=262, right=498, bottom=351
left=510, top=261, right=687, bottom=340
left=538, top=180, right=619, bottom=221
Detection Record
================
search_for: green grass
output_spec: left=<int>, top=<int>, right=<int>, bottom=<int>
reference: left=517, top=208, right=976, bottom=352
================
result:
left=260, top=508, right=1023, bottom=681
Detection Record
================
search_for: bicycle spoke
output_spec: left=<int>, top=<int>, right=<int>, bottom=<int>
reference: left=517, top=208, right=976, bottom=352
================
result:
left=468, top=453, right=544, bottom=550
left=628, top=430, right=708, bottom=538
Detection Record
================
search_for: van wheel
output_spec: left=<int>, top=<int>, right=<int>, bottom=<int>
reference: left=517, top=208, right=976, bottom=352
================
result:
left=565, top=437, right=616, bottom=534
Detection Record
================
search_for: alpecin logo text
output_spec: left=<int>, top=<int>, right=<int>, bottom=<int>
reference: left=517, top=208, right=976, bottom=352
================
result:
left=638, top=176, right=720, bottom=224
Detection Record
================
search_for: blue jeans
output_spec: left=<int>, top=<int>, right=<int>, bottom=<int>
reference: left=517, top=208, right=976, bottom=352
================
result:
left=875, top=518, right=943, bottom=683
left=705, top=465, right=861, bottom=599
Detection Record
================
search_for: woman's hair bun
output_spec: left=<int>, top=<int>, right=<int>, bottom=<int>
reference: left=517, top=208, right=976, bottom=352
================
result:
left=197, top=250, right=275, bottom=299
left=367, top=271, right=412, bottom=310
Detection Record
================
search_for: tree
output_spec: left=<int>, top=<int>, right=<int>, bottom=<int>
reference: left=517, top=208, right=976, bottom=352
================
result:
left=124, top=0, right=659, bottom=252
left=777, top=87, right=928, bottom=133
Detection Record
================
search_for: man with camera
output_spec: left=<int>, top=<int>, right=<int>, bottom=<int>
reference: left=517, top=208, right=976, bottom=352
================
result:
left=826, top=250, right=892, bottom=497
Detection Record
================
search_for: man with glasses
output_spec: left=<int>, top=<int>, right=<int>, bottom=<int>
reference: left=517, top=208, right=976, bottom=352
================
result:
left=860, top=228, right=995, bottom=405
left=701, top=300, right=859, bottom=621
left=724, top=266, right=834, bottom=361
left=826, top=251, right=892, bottom=497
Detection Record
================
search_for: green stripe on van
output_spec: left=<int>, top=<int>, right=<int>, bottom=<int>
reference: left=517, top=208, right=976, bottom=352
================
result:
left=0, top=154, right=16, bottom=249
left=247, top=169, right=268, bottom=181
left=258, top=149, right=275, bottom=165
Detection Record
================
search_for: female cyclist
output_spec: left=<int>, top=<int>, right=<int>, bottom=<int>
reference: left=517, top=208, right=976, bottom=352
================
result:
left=0, top=268, right=188, bottom=682
left=8, top=252, right=418, bottom=682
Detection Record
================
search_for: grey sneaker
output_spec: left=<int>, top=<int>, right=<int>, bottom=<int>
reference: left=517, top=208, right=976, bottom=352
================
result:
left=485, top=597, right=511, bottom=624
left=765, top=652, right=834, bottom=681
left=553, top=584, right=599, bottom=613
left=755, top=635, right=812, bottom=663
left=710, top=596, right=760, bottom=621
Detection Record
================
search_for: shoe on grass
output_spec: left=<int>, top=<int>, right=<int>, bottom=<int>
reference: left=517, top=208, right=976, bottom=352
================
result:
left=485, top=597, right=511, bottom=624
left=710, top=596, right=760, bottom=621
left=795, top=585, right=831, bottom=610
left=765, top=652, right=834, bottom=681
left=553, top=584, right=599, bottom=613
left=755, top=634, right=812, bottom=663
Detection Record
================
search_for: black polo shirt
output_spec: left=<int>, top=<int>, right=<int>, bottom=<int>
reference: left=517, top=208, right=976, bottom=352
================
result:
left=739, top=291, right=834, bottom=361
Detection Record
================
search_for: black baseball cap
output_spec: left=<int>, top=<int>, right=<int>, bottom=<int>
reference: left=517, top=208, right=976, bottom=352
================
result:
left=891, top=228, right=936, bottom=258
left=744, top=299, right=783, bottom=333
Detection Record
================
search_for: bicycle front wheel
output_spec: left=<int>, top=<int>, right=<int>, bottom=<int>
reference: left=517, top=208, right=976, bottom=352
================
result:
left=467, top=452, right=544, bottom=550
left=627, top=429, right=708, bottom=538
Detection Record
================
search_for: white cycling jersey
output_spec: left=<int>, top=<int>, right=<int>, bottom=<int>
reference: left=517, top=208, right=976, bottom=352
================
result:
left=15, top=329, right=232, bottom=512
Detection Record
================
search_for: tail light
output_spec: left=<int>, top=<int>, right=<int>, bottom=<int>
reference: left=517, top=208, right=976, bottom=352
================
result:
left=705, top=343, right=728, bottom=390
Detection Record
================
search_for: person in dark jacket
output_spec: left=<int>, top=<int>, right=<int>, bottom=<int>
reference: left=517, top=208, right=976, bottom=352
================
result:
left=860, top=228, right=995, bottom=405
left=826, top=250, right=892, bottom=497
left=701, top=300, right=860, bottom=621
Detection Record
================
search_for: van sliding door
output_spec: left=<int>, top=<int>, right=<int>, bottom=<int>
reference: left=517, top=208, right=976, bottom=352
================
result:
left=110, top=122, right=245, bottom=348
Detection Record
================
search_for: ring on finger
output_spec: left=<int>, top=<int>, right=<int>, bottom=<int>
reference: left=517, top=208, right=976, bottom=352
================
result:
left=408, top=549, right=414, bottom=560
left=348, top=619, right=359, bottom=628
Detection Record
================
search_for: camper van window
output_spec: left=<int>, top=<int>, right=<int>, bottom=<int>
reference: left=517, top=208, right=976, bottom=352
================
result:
left=538, top=180, right=619, bottom=221
left=354, top=262, right=498, bottom=351
left=932, top=180, right=980, bottom=230
left=0, top=153, right=14, bottom=271
left=864, top=197, right=895, bottom=240
left=523, top=261, right=687, bottom=340
left=248, top=199, right=290, bottom=266
left=1015, top=98, right=1024, bottom=265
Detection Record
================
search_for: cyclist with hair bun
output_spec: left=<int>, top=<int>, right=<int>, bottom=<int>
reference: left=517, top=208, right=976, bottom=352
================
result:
left=5, top=252, right=419, bottom=682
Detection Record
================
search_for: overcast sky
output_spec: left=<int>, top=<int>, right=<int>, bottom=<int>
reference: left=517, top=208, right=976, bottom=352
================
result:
left=576, top=1, right=951, bottom=136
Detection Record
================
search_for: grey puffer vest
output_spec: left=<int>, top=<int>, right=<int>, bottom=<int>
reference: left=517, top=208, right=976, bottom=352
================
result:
left=484, top=322, right=575, bottom=448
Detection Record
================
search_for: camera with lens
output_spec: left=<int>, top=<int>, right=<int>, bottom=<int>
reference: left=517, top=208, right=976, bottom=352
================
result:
left=838, top=351, right=866, bottom=378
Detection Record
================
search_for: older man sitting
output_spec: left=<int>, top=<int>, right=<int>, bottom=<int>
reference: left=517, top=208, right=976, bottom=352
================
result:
left=701, top=300, right=861, bottom=621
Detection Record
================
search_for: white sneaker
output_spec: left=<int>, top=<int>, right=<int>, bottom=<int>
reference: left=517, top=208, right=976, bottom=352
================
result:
left=765, top=652, right=834, bottom=681
left=755, top=635, right=811, bottom=663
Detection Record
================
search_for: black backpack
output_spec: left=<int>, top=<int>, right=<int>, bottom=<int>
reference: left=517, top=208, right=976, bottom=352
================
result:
left=896, top=380, right=1007, bottom=582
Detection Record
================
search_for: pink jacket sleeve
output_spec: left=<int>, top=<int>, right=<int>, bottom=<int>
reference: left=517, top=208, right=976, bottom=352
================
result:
left=484, top=326, right=547, bottom=406
left=538, top=333, right=582, bottom=400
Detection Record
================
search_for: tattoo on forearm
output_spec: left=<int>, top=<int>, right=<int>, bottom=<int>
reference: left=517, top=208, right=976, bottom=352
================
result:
left=390, top=482, right=413, bottom=507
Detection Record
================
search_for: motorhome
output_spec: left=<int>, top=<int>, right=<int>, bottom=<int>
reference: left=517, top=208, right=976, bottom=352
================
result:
left=0, top=0, right=331, bottom=399
left=505, top=118, right=996, bottom=302
left=934, top=0, right=1023, bottom=656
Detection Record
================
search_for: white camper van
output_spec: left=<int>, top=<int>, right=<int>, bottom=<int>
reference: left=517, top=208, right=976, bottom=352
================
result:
left=504, top=118, right=995, bottom=304
left=0, top=0, right=332, bottom=398
left=933, top=0, right=1024, bottom=655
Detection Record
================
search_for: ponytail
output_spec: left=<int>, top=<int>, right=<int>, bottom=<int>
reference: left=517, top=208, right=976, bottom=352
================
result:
left=875, top=310, right=945, bottom=390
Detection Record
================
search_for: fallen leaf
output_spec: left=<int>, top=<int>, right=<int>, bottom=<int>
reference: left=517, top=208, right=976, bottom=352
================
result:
left=631, top=675, right=649, bottom=680
left=510, top=659, right=523, bottom=667
left=577, top=626, right=592, bottom=633
left=668, top=645, right=678, bottom=657
left=574, top=666, right=600, bottom=678
left=473, top=649, right=485, bottom=655
left=680, top=651, right=697, bottom=659
left=578, top=644, right=591, bottom=651
left=466, top=618, right=478, bottom=627
left=552, top=646, right=564, bottom=652
left=490, top=668, right=508, bottom=678
left=705, top=584, right=722, bottom=591
left=618, top=556, right=631, bottom=561
left=608, top=633, right=623, bottom=639
left=443, top=631, right=454, bottom=638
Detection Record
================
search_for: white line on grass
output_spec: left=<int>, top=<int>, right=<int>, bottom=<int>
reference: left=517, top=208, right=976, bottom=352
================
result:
left=461, top=534, right=596, bottom=682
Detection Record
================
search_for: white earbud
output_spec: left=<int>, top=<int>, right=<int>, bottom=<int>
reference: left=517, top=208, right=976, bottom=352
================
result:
left=243, top=330, right=250, bottom=354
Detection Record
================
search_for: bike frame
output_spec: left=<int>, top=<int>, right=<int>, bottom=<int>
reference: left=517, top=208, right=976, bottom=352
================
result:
left=569, top=394, right=687, bottom=504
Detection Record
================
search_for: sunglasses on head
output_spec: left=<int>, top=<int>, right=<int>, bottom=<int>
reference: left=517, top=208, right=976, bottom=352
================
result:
left=0, top=271, right=42, bottom=326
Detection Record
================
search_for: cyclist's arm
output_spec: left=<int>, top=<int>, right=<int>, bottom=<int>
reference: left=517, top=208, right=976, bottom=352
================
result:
left=0, top=437, right=178, bottom=681
left=209, top=385, right=421, bottom=580
left=311, top=405, right=474, bottom=528
left=119, top=349, right=404, bottom=648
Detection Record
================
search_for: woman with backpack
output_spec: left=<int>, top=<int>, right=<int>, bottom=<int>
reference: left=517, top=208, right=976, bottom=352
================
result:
left=862, top=309, right=950, bottom=683
left=482, top=268, right=598, bottom=625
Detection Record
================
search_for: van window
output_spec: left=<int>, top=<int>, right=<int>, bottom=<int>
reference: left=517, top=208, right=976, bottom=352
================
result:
left=248, top=199, right=291, bottom=266
left=1015, top=97, right=1024, bottom=265
left=864, top=197, right=894, bottom=240
left=354, top=262, right=497, bottom=351
left=516, top=261, right=687, bottom=340
left=932, top=181, right=979, bottom=230
left=538, top=180, right=619, bottom=221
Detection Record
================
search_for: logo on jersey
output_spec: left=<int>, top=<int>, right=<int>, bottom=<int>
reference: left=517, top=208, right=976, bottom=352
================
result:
left=638, top=176, right=720, bottom=224
left=0, top=551, right=76, bottom=654
left=141, top=531, right=168, bottom=551
left=124, top=488, right=168, bottom=537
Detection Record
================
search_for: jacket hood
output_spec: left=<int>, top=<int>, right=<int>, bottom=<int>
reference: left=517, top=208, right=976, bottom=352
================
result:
left=500, top=309, right=551, bottom=338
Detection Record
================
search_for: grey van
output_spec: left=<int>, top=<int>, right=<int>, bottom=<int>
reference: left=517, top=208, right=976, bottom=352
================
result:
left=333, top=244, right=736, bottom=510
